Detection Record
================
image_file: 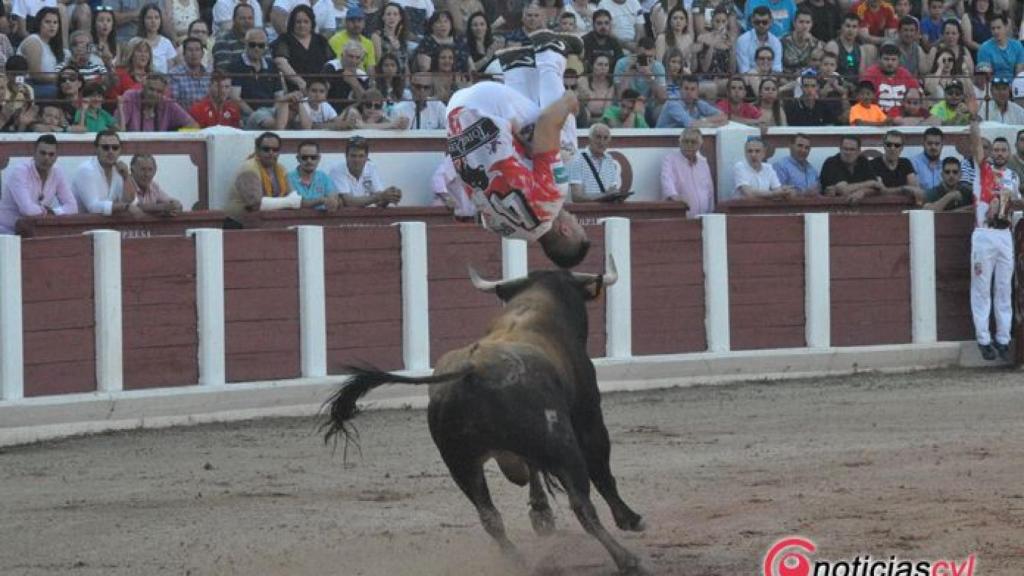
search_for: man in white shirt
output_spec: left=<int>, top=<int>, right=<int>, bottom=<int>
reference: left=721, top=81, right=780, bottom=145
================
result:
left=733, top=136, right=795, bottom=199
left=736, top=6, right=784, bottom=73
left=72, top=131, right=140, bottom=216
left=982, top=77, right=1024, bottom=124
left=329, top=137, right=403, bottom=207
left=390, top=71, right=447, bottom=129
left=567, top=123, right=630, bottom=203
left=596, top=0, right=644, bottom=52
left=213, top=0, right=264, bottom=32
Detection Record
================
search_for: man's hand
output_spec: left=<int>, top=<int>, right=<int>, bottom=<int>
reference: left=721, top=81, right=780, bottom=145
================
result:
left=847, top=189, right=866, bottom=205
left=323, top=194, right=340, bottom=212
left=377, top=186, right=402, bottom=206
left=115, top=161, right=131, bottom=178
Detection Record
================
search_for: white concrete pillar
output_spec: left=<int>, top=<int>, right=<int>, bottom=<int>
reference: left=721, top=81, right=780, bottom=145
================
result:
left=909, top=210, right=937, bottom=344
left=701, top=214, right=730, bottom=353
left=502, top=237, right=528, bottom=279
left=87, top=230, right=123, bottom=393
left=294, top=226, right=327, bottom=378
left=397, top=222, right=430, bottom=371
left=804, top=213, right=831, bottom=349
left=187, top=228, right=225, bottom=386
left=603, top=217, right=631, bottom=359
left=0, top=235, right=24, bottom=401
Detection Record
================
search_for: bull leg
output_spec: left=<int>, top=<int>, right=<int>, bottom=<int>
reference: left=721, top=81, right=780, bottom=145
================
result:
left=576, top=412, right=645, bottom=532
left=440, top=451, right=524, bottom=565
left=527, top=467, right=555, bottom=536
left=552, top=455, right=648, bottom=576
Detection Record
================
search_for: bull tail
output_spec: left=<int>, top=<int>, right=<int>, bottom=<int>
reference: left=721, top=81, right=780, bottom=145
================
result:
left=319, top=365, right=470, bottom=450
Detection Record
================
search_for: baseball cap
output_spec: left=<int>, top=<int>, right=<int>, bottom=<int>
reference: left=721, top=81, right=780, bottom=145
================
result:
left=991, top=76, right=1011, bottom=86
left=346, top=5, right=364, bottom=19
left=945, top=79, right=963, bottom=92
left=976, top=62, right=993, bottom=74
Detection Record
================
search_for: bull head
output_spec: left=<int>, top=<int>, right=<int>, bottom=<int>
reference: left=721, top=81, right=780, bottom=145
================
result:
left=469, top=255, right=618, bottom=298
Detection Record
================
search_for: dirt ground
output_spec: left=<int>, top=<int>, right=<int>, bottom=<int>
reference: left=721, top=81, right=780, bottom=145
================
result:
left=2, top=368, right=1023, bottom=576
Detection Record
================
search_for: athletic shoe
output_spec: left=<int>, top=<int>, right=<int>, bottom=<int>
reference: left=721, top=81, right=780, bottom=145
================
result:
left=496, top=46, right=535, bottom=70
left=978, top=343, right=997, bottom=361
left=528, top=30, right=583, bottom=57
left=994, top=342, right=1010, bottom=361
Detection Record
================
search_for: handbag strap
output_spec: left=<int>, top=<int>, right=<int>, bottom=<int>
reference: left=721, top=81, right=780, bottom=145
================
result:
left=581, top=151, right=606, bottom=195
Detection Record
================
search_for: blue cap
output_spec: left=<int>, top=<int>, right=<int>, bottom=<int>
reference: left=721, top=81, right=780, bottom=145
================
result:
left=346, top=5, right=364, bottom=19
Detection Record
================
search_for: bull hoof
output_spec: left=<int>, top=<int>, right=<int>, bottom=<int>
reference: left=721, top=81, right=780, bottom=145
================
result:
left=619, top=557, right=654, bottom=576
left=615, top=513, right=646, bottom=532
left=529, top=507, right=556, bottom=536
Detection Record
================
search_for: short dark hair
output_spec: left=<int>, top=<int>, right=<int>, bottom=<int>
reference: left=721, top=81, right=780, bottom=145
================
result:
left=296, top=139, right=320, bottom=153
left=941, top=156, right=960, bottom=169
left=752, top=6, right=772, bottom=19
left=255, top=131, right=281, bottom=149
left=1016, top=129, right=1024, bottom=142
left=879, top=43, right=901, bottom=57
left=793, top=133, right=811, bottom=143
left=795, top=8, right=813, bottom=20
left=899, top=15, right=918, bottom=29
left=35, top=134, right=58, bottom=149
left=841, top=135, right=861, bottom=148
left=187, top=19, right=207, bottom=35
left=993, top=136, right=1009, bottom=146
left=680, top=74, right=699, bottom=86
left=884, top=129, right=903, bottom=142
left=346, top=135, right=369, bottom=155
left=924, top=127, right=944, bottom=139
left=990, top=13, right=1009, bottom=26
left=232, top=2, right=254, bottom=19
left=857, top=80, right=876, bottom=92
left=94, top=130, right=120, bottom=147
left=621, top=88, right=640, bottom=100
left=637, top=36, right=655, bottom=50
left=181, top=36, right=204, bottom=52
left=592, top=9, right=610, bottom=22
left=843, top=13, right=861, bottom=25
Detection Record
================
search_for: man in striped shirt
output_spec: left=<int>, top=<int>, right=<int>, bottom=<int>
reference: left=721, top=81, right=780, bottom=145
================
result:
left=567, top=123, right=630, bottom=203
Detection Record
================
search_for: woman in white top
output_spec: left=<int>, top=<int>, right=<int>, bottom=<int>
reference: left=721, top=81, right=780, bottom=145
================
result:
left=733, top=137, right=796, bottom=199
left=136, top=3, right=178, bottom=73
left=163, top=0, right=202, bottom=43
left=16, top=7, right=67, bottom=100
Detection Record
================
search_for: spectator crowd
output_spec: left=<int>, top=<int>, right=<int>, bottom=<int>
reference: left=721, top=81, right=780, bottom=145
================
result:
left=0, top=0, right=1021, bottom=134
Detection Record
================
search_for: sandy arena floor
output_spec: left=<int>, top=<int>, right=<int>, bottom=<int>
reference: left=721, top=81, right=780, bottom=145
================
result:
left=1, top=368, right=1023, bottom=576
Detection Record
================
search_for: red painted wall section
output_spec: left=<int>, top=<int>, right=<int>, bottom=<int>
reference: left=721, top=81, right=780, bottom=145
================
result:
left=427, top=226, right=503, bottom=364
left=631, top=219, right=706, bottom=355
left=526, top=224, right=607, bottom=358
left=830, top=214, right=912, bottom=346
left=728, top=215, right=806, bottom=350
left=20, top=236, right=96, bottom=396
left=121, top=237, right=199, bottom=390
left=223, top=230, right=300, bottom=382
left=324, top=227, right=403, bottom=372
left=933, top=213, right=974, bottom=341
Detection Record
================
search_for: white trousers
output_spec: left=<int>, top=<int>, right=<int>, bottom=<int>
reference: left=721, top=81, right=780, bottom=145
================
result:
left=970, top=227, right=1014, bottom=346
left=502, top=49, right=578, bottom=155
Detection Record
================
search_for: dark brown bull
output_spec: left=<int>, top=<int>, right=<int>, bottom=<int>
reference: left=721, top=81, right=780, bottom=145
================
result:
left=322, top=259, right=648, bottom=575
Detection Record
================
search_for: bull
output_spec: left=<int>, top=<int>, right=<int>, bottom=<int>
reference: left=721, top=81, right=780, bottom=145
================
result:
left=321, top=258, right=648, bottom=575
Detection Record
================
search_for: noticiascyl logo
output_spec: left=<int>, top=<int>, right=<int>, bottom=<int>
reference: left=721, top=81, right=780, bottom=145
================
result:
left=764, top=536, right=816, bottom=576
left=763, top=536, right=978, bottom=576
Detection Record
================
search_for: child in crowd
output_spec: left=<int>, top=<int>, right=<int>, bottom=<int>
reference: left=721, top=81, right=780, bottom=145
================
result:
left=302, top=78, right=340, bottom=129
left=849, top=81, right=890, bottom=126
left=74, top=84, right=119, bottom=132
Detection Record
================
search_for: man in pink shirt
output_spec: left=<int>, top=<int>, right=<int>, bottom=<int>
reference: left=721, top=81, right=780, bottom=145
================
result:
left=0, top=135, right=79, bottom=234
left=118, top=74, right=200, bottom=132
left=660, top=127, right=715, bottom=218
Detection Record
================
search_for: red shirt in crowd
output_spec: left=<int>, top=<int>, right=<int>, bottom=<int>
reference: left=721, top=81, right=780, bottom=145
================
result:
left=189, top=97, right=242, bottom=128
left=853, top=1, right=899, bottom=38
left=860, top=65, right=920, bottom=113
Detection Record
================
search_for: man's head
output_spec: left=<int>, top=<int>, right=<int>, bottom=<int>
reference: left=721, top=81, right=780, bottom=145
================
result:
left=882, top=130, right=904, bottom=161
left=793, top=9, right=812, bottom=35
left=727, top=76, right=747, bottom=104
left=346, top=136, right=370, bottom=175
left=181, top=36, right=204, bottom=67
left=944, top=79, right=964, bottom=107
left=750, top=6, right=772, bottom=36
left=592, top=9, right=612, bottom=37
left=539, top=209, right=590, bottom=269
left=244, top=28, right=268, bottom=60
left=188, top=19, right=209, bottom=42
left=296, top=140, right=321, bottom=174
left=588, top=123, right=611, bottom=155
left=744, top=136, right=765, bottom=168
left=254, top=132, right=281, bottom=168
left=619, top=88, right=640, bottom=113
left=928, top=0, right=944, bottom=18
left=923, top=127, right=944, bottom=160
left=523, top=3, right=545, bottom=33
left=142, top=74, right=168, bottom=106
left=679, top=127, right=702, bottom=161
left=69, top=30, right=92, bottom=63
left=820, top=51, right=838, bottom=76
left=680, top=75, right=700, bottom=104
left=345, top=4, right=366, bottom=36
left=209, top=71, right=231, bottom=103
left=992, top=137, right=1010, bottom=167
left=790, top=134, right=812, bottom=163
left=841, top=14, right=860, bottom=39
left=898, top=16, right=918, bottom=45
left=940, top=157, right=961, bottom=187
left=130, top=153, right=157, bottom=187
left=800, top=74, right=818, bottom=101
left=342, top=40, right=365, bottom=70
left=559, top=12, right=577, bottom=33
left=991, top=77, right=1011, bottom=104
left=410, top=72, right=433, bottom=103
left=879, top=43, right=901, bottom=74
left=990, top=13, right=1008, bottom=42
left=840, top=135, right=861, bottom=165
left=1016, top=129, right=1024, bottom=158
left=635, top=37, right=656, bottom=62
left=232, top=3, right=255, bottom=33
left=33, top=134, right=58, bottom=172
left=94, top=130, right=122, bottom=167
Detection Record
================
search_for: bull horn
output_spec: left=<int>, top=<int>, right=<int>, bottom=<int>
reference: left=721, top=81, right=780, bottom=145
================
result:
left=568, top=255, right=618, bottom=288
left=468, top=266, right=501, bottom=293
